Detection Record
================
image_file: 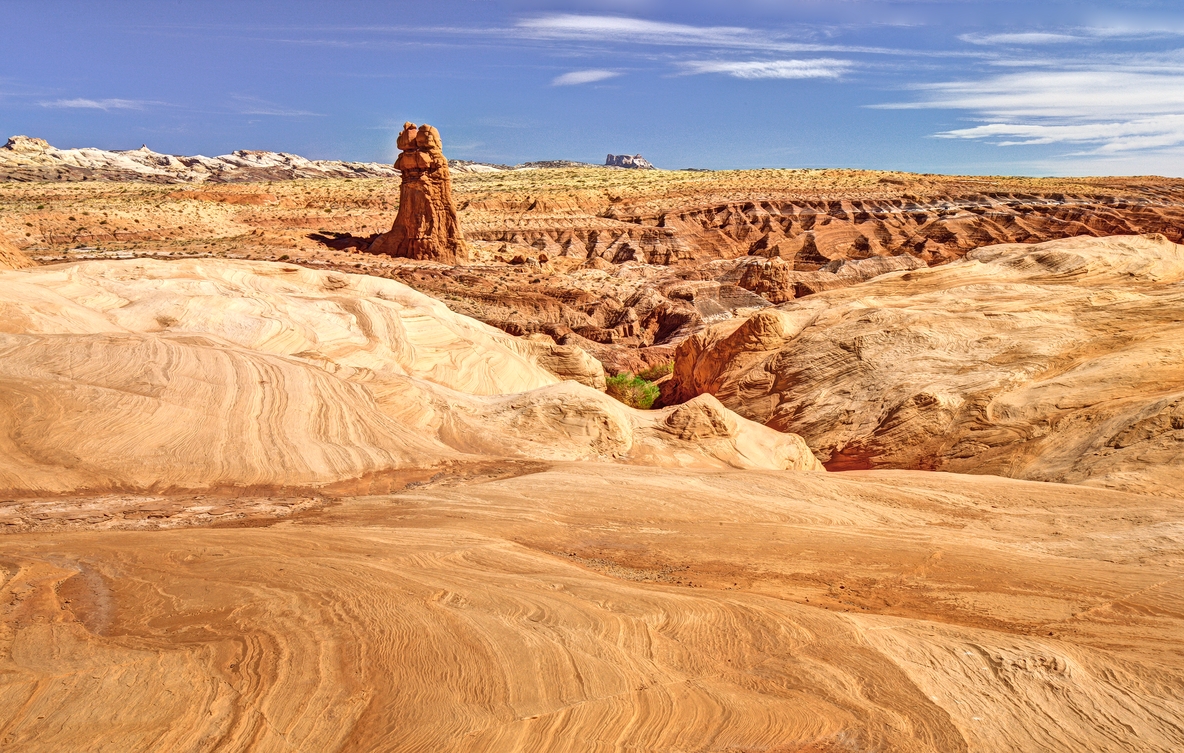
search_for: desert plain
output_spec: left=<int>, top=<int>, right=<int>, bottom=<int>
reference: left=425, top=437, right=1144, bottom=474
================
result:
left=1, top=143, right=1183, bottom=752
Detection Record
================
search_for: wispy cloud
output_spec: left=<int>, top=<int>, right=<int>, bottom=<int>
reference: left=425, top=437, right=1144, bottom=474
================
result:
left=884, top=69, right=1184, bottom=120
left=876, top=60, right=1184, bottom=158
left=681, top=59, right=852, bottom=80
left=959, top=32, right=1085, bottom=46
left=938, top=115, right=1184, bottom=155
left=514, top=14, right=917, bottom=56
left=231, top=95, right=323, bottom=117
left=40, top=98, right=147, bottom=110
left=960, top=26, right=1184, bottom=46
left=519, top=14, right=755, bottom=48
left=552, top=69, right=619, bottom=86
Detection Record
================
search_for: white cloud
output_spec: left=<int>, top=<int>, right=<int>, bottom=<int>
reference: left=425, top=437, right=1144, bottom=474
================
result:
left=520, top=14, right=754, bottom=48
left=959, top=32, right=1085, bottom=46
left=515, top=14, right=904, bottom=56
left=40, top=98, right=145, bottom=110
left=551, top=69, right=620, bottom=86
left=889, top=70, right=1184, bottom=120
left=681, top=59, right=852, bottom=80
left=876, top=60, right=1184, bottom=160
left=938, top=115, right=1184, bottom=155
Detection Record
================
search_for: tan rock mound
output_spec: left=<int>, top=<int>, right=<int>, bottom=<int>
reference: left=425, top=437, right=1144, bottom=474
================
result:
left=0, top=234, right=33, bottom=270
left=0, top=258, right=817, bottom=495
left=441, top=384, right=820, bottom=471
left=509, top=333, right=607, bottom=390
left=667, top=234, right=1184, bottom=495
left=0, top=331, right=454, bottom=494
left=368, top=123, right=468, bottom=263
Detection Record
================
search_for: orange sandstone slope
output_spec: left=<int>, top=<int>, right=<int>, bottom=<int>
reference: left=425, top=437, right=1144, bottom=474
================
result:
left=3, top=464, right=1183, bottom=752
left=667, top=234, right=1184, bottom=495
left=0, top=234, right=32, bottom=269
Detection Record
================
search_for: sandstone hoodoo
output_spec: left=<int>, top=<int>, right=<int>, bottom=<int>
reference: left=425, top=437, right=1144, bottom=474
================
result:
left=606, top=153, right=655, bottom=169
left=368, top=122, right=468, bottom=264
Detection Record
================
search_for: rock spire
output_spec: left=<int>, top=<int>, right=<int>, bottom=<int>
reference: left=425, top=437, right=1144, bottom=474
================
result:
left=369, top=122, right=468, bottom=264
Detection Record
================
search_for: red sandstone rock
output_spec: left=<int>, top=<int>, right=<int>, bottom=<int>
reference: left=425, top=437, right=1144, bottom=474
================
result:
left=369, top=123, right=468, bottom=264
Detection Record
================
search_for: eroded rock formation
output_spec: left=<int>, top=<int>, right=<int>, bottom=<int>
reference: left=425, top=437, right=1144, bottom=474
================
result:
left=0, top=234, right=32, bottom=270
left=606, top=154, right=655, bottom=169
left=368, top=123, right=468, bottom=264
left=666, top=234, right=1184, bottom=495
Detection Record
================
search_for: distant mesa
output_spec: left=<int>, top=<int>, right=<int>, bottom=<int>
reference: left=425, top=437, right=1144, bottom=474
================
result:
left=605, top=154, right=656, bottom=170
left=450, top=159, right=602, bottom=173
left=367, top=123, right=468, bottom=264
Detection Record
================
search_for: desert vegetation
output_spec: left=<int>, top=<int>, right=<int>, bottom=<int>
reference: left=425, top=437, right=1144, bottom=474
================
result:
left=605, top=371, right=661, bottom=409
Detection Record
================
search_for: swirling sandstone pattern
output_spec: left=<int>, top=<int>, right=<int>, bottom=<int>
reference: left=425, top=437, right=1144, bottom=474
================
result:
left=0, top=258, right=817, bottom=496
left=667, top=234, right=1184, bottom=495
left=2, top=464, right=1182, bottom=751
left=2, top=248, right=1182, bottom=752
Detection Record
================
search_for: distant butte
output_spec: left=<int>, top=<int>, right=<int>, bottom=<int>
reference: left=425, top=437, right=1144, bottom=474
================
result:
left=368, top=123, right=468, bottom=264
left=605, top=154, right=656, bottom=169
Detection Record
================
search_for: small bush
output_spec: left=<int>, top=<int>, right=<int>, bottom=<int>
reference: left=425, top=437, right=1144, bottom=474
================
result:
left=606, top=372, right=660, bottom=410
left=637, top=361, right=674, bottom=382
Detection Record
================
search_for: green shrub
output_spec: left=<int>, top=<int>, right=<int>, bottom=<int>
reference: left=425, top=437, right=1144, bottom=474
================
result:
left=605, top=372, right=660, bottom=410
left=637, top=361, right=674, bottom=382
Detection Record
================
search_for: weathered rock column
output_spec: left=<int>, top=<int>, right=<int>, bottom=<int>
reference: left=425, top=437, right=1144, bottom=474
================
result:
left=369, top=122, right=468, bottom=263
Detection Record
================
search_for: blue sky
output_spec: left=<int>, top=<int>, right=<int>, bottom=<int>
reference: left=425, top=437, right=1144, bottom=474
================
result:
left=2, top=1, right=1184, bottom=175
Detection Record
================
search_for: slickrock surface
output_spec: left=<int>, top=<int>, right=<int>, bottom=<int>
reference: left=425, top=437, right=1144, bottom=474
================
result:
left=0, top=258, right=817, bottom=497
left=0, top=135, right=400, bottom=183
left=1, top=244, right=1182, bottom=751
left=668, top=234, right=1184, bottom=495
left=368, top=123, right=467, bottom=263
left=3, top=463, right=1182, bottom=751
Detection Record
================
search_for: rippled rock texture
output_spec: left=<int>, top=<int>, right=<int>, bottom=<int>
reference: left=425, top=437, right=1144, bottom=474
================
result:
left=668, top=234, right=1184, bottom=495
left=2, top=247, right=1183, bottom=752
left=0, top=258, right=816, bottom=497
left=4, top=463, right=1183, bottom=752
